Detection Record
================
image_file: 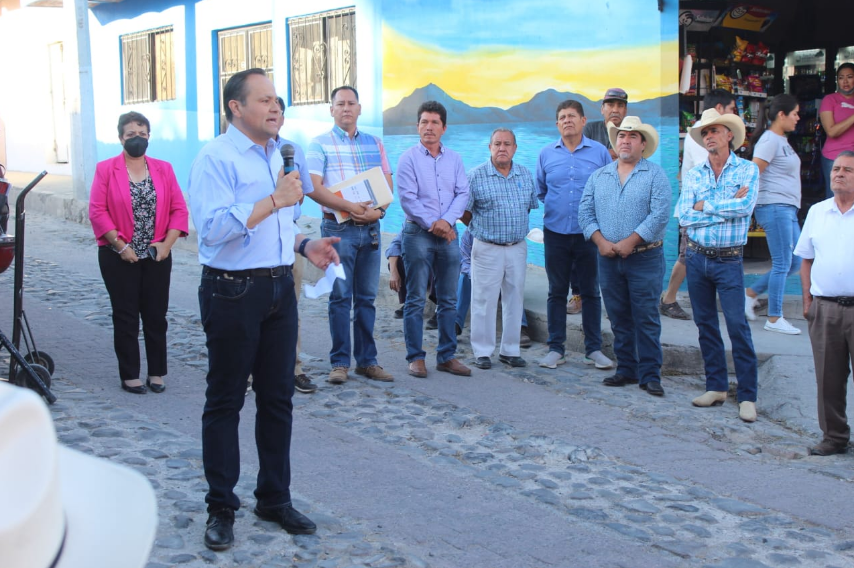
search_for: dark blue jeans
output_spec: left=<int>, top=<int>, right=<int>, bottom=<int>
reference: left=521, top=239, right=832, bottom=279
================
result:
left=598, top=247, right=665, bottom=385
left=543, top=228, right=602, bottom=356
left=321, top=219, right=381, bottom=368
left=402, top=222, right=460, bottom=363
left=199, top=267, right=297, bottom=512
left=685, top=248, right=758, bottom=402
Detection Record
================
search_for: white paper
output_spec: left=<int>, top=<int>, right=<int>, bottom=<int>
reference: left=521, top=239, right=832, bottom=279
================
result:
left=303, top=263, right=346, bottom=299
left=526, top=228, right=545, bottom=244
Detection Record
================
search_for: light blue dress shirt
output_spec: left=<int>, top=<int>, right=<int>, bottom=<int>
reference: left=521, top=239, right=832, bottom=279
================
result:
left=579, top=158, right=672, bottom=244
left=187, top=126, right=302, bottom=269
left=536, top=136, right=611, bottom=235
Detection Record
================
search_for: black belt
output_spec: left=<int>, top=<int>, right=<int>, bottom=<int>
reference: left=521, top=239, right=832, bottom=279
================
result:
left=816, top=296, right=854, bottom=307
left=323, top=212, right=371, bottom=227
left=203, top=265, right=292, bottom=278
left=480, top=238, right=522, bottom=247
left=632, top=240, right=662, bottom=254
left=687, top=239, right=743, bottom=258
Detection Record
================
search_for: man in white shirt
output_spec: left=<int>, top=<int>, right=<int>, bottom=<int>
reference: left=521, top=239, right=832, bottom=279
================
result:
left=795, top=151, right=854, bottom=456
left=660, top=90, right=738, bottom=320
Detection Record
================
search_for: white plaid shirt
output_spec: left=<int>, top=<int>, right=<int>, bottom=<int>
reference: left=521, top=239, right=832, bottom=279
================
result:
left=678, top=152, right=759, bottom=248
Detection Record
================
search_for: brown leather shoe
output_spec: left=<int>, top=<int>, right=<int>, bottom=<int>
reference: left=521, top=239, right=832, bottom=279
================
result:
left=355, top=365, right=394, bottom=382
left=408, top=359, right=428, bottom=378
left=436, top=358, right=471, bottom=376
left=809, top=439, right=848, bottom=456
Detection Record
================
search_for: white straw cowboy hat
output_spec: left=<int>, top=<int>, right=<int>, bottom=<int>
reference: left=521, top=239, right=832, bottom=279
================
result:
left=689, top=108, right=746, bottom=150
left=607, top=116, right=660, bottom=158
left=0, top=383, right=157, bottom=568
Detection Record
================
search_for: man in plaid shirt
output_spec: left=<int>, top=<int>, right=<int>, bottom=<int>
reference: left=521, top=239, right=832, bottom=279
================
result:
left=678, top=108, right=760, bottom=423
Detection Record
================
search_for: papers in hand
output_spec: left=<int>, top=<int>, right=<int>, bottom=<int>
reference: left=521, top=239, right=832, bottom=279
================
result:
left=304, top=263, right=346, bottom=299
left=328, top=167, right=394, bottom=223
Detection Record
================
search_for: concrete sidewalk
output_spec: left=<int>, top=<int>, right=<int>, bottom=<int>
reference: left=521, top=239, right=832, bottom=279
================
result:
left=4, top=169, right=840, bottom=435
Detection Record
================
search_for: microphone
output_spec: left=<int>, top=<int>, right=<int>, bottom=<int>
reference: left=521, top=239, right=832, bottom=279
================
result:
left=280, top=144, right=295, bottom=174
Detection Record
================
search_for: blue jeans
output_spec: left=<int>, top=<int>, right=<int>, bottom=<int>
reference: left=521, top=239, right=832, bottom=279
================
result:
left=321, top=219, right=380, bottom=368
left=543, top=228, right=602, bottom=356
left=598, top=247, right=665, bottom=385
left=199, top=267, right=297, bottom=512
left=823, top=155, right=835, bottom=199
left=748, top=204, right=801, bottom=317
left=456, top=272, right=527, bottom=330
left=685, top=248, right=758, bottom=402
left=402, top=222, right=460, bottom=363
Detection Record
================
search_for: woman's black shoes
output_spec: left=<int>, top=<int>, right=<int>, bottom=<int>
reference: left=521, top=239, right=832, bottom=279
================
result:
left=146, top=377, right=166, bottom=393
left=121, top=380, right=147, bottom=394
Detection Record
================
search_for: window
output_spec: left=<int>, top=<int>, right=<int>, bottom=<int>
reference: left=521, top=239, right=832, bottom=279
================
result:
left=288, top=8, right=356, bottom=106
left=121, top=26, right=176, bottom=104
left=217, top=23, right=274, bottom=133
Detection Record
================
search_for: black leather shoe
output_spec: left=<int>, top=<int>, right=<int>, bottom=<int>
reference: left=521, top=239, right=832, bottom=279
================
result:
left=146, top=378, right=165, bottom=394
left=204, top=508, right=235, bottom=551
left=121, top=380, right=147, bottom=394
left=602, top=374, right=639, bottom=387
left=498, top=354, right=527, bottom=367
left=640, top=381, right=665, bottom=396
left=473, top=356, right=492, bottom=369
left=254, top=503, right=317, bottom=535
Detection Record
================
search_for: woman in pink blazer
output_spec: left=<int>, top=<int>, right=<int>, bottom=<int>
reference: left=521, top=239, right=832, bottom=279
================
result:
left=89, top=111, right=189, bottom=394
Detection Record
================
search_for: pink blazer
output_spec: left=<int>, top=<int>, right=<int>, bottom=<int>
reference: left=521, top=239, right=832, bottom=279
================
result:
left=89, top=154, right=189, bottom=247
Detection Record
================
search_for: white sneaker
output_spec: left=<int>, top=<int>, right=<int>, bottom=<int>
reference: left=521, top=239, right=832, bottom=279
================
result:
left=764, top=317, right=801, bottom=335
left=744, top=292, right=758, bottom=321
left=584, top=350, right=614, bottom=370
left=538, top=351, right=566, bottom=369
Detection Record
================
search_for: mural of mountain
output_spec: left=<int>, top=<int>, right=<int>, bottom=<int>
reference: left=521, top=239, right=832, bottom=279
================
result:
left=383, top=84, right=679, bottom=133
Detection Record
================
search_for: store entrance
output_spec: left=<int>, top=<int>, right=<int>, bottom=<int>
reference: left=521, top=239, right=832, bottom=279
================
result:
left=678, top=0, right=854, bottom=271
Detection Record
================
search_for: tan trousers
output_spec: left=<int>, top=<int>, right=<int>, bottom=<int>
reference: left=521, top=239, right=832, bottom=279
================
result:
left=807, top=298, right=854, bottom=444
left=293, top=255, right=304, bottom=376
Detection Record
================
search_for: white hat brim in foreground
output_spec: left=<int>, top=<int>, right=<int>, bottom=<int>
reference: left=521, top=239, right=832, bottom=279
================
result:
left=57, top=446, right=158, bottom=568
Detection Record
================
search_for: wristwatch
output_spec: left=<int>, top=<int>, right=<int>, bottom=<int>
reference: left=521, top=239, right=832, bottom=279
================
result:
left=298, top=238, right=311, bottom=257
left=378, top=208, right=386, bottom=219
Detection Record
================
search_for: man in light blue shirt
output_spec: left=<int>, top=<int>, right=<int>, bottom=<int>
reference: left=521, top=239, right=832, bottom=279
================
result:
left=397, top=101, right=471, bottom=379
left=536, top=100, right=613, bottom=370
left=187, top=68, right=339, bottom=551
left=678, top=108, right=759, bottom=423
left=580, top=117, right=670, bottom=396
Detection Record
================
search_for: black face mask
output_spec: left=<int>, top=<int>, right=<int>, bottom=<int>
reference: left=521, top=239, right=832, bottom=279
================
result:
left=123, top=136, right=148, bottom=158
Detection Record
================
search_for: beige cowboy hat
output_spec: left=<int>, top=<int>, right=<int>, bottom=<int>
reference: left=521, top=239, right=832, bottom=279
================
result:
left=0, top=383, right=158, bottom=568
left=688, top=107, right=746, bottom=150
left=607, top=116, right=659, bottom=158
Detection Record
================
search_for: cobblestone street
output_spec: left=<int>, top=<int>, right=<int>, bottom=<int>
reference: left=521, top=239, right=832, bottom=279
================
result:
left=3, top=212, right=854, bottom=568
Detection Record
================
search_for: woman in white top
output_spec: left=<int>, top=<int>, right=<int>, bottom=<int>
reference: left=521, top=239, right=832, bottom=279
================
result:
left=744, top=94, right=802, bottom=334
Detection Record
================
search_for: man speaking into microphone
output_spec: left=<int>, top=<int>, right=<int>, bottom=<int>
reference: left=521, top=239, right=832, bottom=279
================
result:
left=187, top=68, right=340, bottom=551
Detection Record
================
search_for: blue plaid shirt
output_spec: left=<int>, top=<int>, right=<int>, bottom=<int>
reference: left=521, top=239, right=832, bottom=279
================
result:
left=579, top=158, right=671, bottom=244
left=678, top=152, right=759, bottom=248
left=467, top=160, right=538, bottom=244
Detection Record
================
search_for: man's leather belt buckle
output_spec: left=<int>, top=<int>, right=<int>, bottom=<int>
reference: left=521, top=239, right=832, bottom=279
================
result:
left=631, top=240, right=662, bottom=254
left=688, top=240, right=742, bottom=258
left=205, top=265, right=291, bottom=279
left=323, top=212, right=368, bottom=227
left=820, top=296, right=854, bottom=306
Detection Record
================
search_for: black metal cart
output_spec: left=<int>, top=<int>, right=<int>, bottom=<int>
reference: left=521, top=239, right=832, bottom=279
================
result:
left=0, top=170, right=56, bottom=403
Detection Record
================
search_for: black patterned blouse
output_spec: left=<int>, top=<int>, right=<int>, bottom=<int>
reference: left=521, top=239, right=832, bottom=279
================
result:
left=128, top=172, right=157, bottom=258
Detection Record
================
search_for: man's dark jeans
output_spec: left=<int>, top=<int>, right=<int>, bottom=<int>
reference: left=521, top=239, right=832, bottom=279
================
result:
left=598, top=247, right=665, bottom=385
left=199, top=267, right=297, bottom=512
left=543, top=228, right=602, bottom=356
left=685, top=248, right=758, bottom=402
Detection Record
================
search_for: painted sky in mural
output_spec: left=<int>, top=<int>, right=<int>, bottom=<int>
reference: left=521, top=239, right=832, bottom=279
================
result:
left=382, top=0, right=678, bottom=111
